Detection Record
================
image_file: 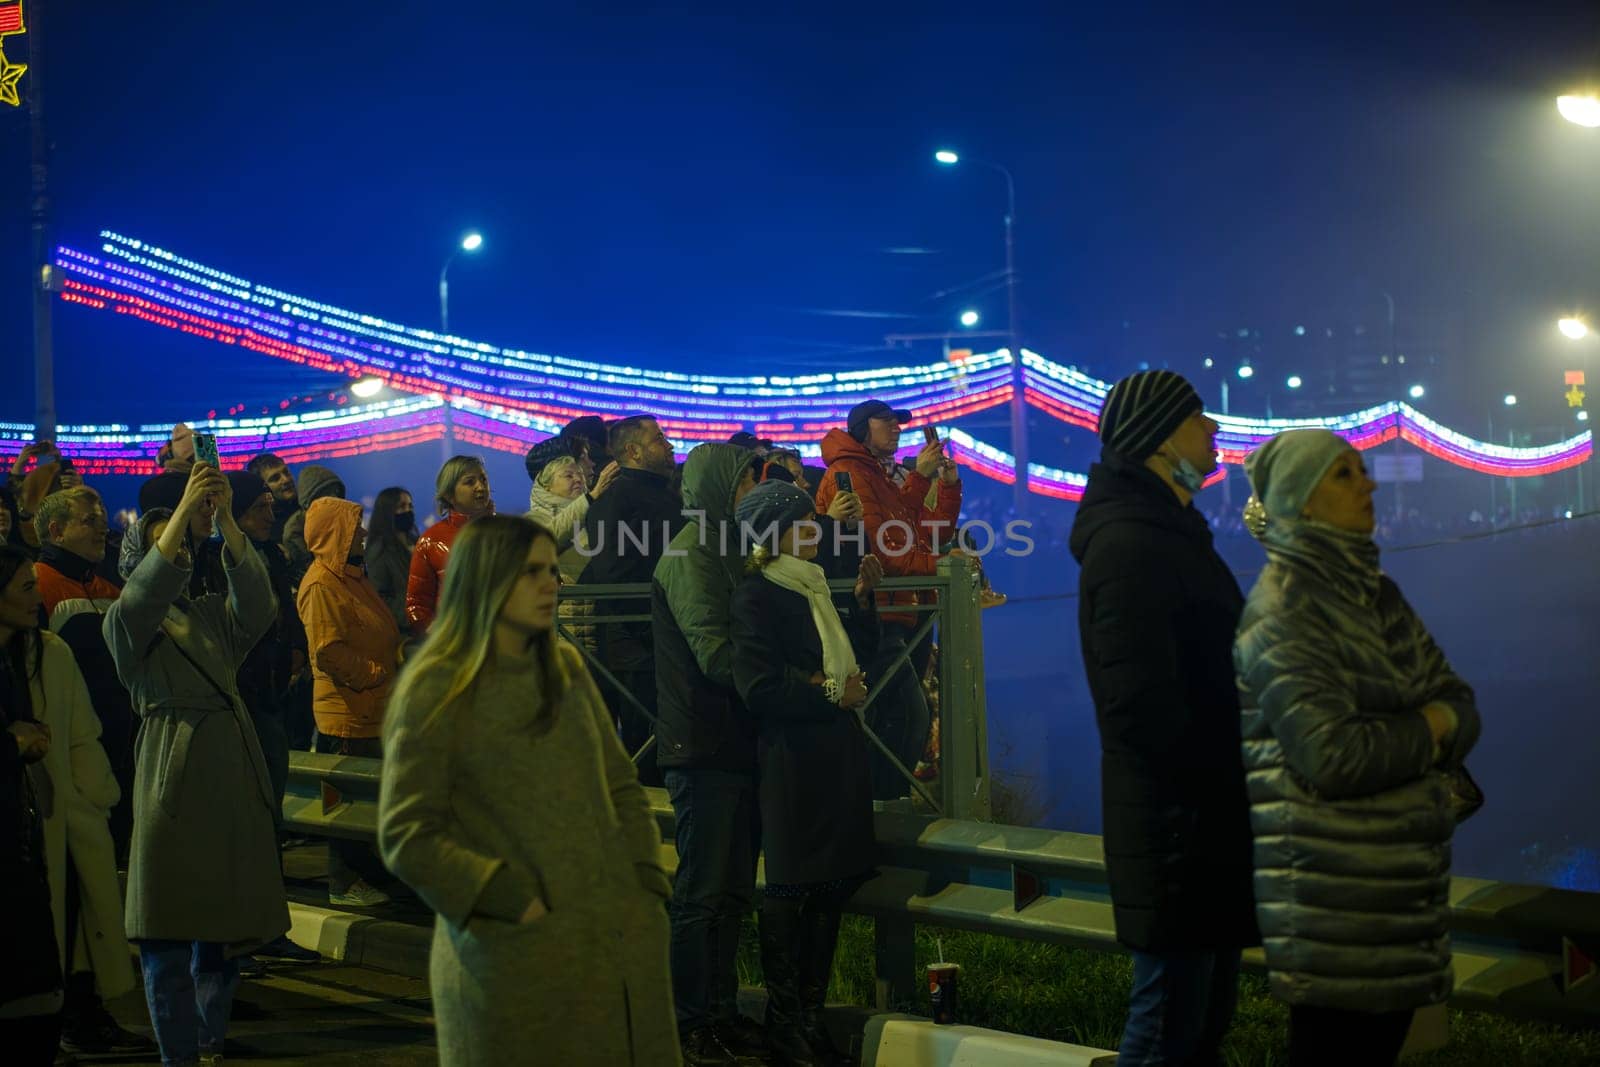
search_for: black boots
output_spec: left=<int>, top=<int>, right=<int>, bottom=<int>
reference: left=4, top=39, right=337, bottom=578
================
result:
left=797, top=904, right=850, bottom=1066
left=760, top=897, right=820, bottom=1067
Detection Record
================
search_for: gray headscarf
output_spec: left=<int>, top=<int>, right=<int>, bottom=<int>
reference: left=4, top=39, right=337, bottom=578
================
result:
left=119, top=507, right=173, bottom=581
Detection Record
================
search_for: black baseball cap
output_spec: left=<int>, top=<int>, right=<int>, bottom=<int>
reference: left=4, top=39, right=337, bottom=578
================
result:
left=727, top=431, right=774, bottom=452
left=847, top=399, right=913, bottom=441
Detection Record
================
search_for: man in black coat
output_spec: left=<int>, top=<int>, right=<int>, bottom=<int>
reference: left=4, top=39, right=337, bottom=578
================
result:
left=578, top=415, right=686, bottom=786
left=1068, top=370, right=1258, bottom=1066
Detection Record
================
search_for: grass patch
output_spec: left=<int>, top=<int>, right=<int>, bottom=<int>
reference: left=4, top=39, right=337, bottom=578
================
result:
left=738, top=916, right=1600, bottom=1065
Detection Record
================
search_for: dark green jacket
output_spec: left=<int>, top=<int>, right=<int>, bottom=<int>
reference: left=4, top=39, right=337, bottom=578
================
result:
left=651, top=444, right=757, bottom=772
left=1235, top=521, right=1480, bottom=1013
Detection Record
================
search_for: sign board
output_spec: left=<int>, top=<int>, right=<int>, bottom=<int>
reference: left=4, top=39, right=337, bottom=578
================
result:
left=1371, top=454, right=1423, bottom=483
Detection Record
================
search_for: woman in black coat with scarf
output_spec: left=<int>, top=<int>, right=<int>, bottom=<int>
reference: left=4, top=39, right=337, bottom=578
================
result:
left=730, top=480, right=883, bottom=1067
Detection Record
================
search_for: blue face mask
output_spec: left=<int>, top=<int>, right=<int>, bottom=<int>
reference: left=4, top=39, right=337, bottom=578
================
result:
left=1167, top=453, right=1206, bottom=494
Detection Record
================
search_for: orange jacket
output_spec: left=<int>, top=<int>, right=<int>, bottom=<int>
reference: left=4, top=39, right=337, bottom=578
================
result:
left=404, top=511, right=474, bottom=636
left=296, top=499, right=401, bottom=738
left=815, top=428, right=962, bottom=625
left=36, top=556, right=120, bottom=617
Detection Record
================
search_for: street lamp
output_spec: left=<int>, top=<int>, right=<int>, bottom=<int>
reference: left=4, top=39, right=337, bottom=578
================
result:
left=1286, top=374, right=1303, bottom=390
left=350, top=377, right=384, bottom=399
left=439, top=231, right=484, bottom=334
left=1559, top=317, right=1590, bottom=341
left=1504, top=394, right=1518, bottom=407
left=934, top=147, right=1025, bottom=511
left=1237, top=364, right=1255, bottom=380
left=1409, top=384, right=1426, bottom=400
left=1557, top=94, right=1600, bottom=128
left=1580, top=410, right=1591, bottom=423
left=959, top=309, right=981, bottom=328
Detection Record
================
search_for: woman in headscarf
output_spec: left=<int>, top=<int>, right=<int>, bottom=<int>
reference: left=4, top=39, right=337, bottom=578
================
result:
left=728, top=480, right=883, bottom=1067
left=1234, top=429, right=1482, bottom=1067
left=103, top=465, right=288, bottom=1067
left=379, top=515, right=677, bottom=1066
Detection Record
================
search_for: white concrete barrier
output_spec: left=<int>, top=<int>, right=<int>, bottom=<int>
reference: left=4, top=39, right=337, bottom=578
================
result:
left=861, top=1015, right=1118, bottom=1067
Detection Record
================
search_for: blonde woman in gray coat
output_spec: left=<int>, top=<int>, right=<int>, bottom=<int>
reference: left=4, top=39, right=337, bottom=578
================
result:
left=379, top=514, right=677, bottom=1067
left=1234, top=430, right=1481, bottom=1067
left=103, top=464, right=288, bottom=1066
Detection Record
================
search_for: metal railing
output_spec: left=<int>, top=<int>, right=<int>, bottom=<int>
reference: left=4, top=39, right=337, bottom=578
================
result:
left=553, top=552, right=993, bottom=820
left=284, top=755, right=1600, bottom=1027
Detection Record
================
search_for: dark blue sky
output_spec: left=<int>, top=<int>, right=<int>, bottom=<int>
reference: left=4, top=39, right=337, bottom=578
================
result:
left=3, top=4, right=1599, bottom=429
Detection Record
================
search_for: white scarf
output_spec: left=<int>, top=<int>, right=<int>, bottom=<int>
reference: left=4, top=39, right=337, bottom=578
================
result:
left=761, top=553, right=858, bottom=704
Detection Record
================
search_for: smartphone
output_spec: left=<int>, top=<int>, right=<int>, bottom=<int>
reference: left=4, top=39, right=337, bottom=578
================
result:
left=194, top=432, right=220, bottom=469
left=922, top=425, right=940, bottom=446
left=835, top=471, right=854, bottom=495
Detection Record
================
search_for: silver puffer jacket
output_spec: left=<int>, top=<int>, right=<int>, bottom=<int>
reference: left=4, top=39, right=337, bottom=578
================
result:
left=1234, top=520, right=1480, bottom=1013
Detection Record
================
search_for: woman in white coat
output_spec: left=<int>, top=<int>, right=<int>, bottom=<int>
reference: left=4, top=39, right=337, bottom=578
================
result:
left=0, top=546, right=137, bottom=1058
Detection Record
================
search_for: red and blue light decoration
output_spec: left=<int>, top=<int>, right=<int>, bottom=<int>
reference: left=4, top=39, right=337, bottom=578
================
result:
left=7, top=231, right=1589, bottom=495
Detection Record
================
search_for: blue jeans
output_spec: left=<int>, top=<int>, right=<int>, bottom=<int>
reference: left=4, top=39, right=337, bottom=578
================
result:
left=138, top=941, right=240, bottom=1066
left=1118, top=948, right=1241, bottom=1066
left=665, top=768, right=759, bottom=1033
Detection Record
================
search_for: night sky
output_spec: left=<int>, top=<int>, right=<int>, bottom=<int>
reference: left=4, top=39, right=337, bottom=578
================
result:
left=2, top=5, right=1599, bottom=430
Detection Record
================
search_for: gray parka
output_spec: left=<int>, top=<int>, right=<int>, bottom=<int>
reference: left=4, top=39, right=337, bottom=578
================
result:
left=1234, top=521, right=1480, bottom=1013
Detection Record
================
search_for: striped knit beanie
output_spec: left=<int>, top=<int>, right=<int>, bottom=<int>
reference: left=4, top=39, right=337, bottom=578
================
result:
left=1097, top=371, right=1205, bottom=461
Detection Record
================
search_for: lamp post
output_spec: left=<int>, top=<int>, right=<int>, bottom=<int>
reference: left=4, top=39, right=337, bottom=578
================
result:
left=439, top=232, right=483, bottom=335
left=935, top=149, right=1026, bottom=513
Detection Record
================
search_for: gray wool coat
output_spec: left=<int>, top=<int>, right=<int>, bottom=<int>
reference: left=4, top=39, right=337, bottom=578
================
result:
left=102, top=545, right=290, bottom=952
left=1234, top=522, right=1481, bottom=1014
left=378, top=643, right=678, bottom=1067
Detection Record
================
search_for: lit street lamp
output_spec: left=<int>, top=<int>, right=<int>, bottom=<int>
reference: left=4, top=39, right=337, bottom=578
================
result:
left=1559, top=317, right=1590, bottom=341
left=959, top=309, right=981, bottom=328
left=1557, top=94, right=1600, bottom=128
left=1286, top=374, right=1303, bottom=390
left=439, top=231, right=484, bottom=334
left=1504, top=394, right=1518, bottom=407
left=935, top=147, right=1025, bottom=511
left=1408, top=384, right=1426, bottom=400
left=1236, top=364, right=1255, bottom=380
left=350, top=377, right=384, bottom=399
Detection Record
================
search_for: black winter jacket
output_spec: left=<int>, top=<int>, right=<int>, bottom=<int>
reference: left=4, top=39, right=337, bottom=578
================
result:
left=581, top=467, right=685, bottom=673
left=1068, top=452, right=1259, bottom=952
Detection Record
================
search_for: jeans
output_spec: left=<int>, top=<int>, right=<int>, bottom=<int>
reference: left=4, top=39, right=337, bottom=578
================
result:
left=862, top=623, right=933, bottom=800
left=665, top=768, right=759, bottom=1033
left=138, top=940, right=240, bottom=1066
left=1118, top=948, right=1242, bottom=1066
left=312, top=734, right=389, bottom=893
left=1289, top=1005, right=1414, bottom=1066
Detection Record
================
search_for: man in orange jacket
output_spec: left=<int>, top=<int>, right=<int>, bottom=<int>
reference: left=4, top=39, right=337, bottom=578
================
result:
left=297, top=497, right=402, bottom=907
left=814, top=399, right=962, bottom=798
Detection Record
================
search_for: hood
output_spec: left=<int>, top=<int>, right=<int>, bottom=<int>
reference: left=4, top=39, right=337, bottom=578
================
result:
left=529, top=483, right=579, bottom=518
left=305, top=497, right=363, bottom=572
left=680, top=443, right=757, bottom=527
left=120, top=507, right=174, bottom=581
left=820, top=428, right=877, bottom=468
left=1068, top=449, right=1208, bottom=564
left=297, top=465, right=346, bottom=505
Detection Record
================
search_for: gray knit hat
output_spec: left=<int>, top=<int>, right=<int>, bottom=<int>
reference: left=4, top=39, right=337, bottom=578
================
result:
left=1098, top=371, right=1205, bottom=461
left=1243, top=428, right=1354, bottom=528
left=735, top=480, right=814, bottom=542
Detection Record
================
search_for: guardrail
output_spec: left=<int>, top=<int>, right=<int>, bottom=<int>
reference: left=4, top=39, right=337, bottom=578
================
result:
left=284, top=754, right=1600, bottom=1027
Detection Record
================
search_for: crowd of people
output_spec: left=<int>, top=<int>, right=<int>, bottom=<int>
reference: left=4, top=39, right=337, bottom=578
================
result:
left=0, top=374, right=1486, bottom=1067
left=0, top=398, right=970, bottom=1067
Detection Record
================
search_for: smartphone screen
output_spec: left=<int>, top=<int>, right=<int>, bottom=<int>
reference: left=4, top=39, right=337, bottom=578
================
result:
left=836, top=471, right=854, bottom=495
left=195, top=433, right=220, bottom=469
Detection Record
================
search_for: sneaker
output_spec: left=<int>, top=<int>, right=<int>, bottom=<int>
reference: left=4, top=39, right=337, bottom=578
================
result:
left=58, top=1013, right=157, bottom=1055
left=680, top=1026, right=740, bottom=1066
left=254, top=934, right=320, bottom=963
left=237, top=955, right=270, bottom=979
left=330, top=879, right=392, bottom=907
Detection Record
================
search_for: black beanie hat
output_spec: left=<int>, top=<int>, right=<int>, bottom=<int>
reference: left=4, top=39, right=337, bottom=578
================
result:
left=226, top=470, right=269, bottom=521
left=139, top=471, right=189, bottom=515
left=1097, top=370, right=1205, bottom=461
left=524, top=437, right=576, bottom=484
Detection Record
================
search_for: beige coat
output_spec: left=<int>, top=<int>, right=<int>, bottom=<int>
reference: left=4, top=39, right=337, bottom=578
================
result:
left=33, top=630, right=137, bottom=1001
left=102, top=546, right=289, bottom=952
left=378, top=643, right=678, bottom=1067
